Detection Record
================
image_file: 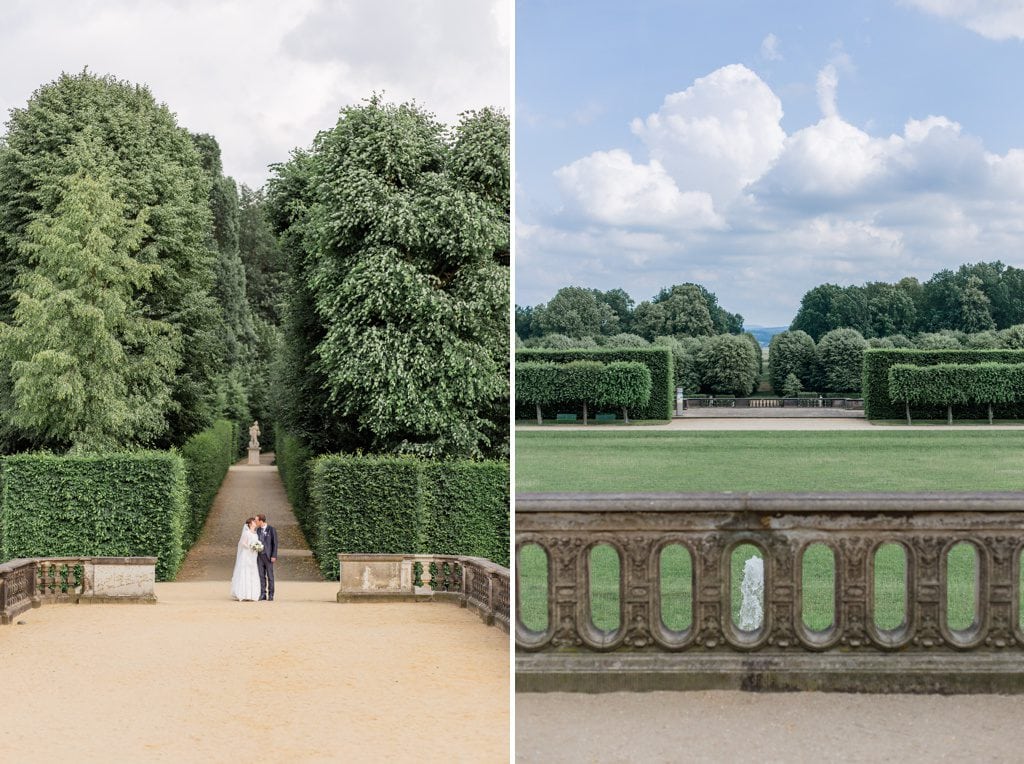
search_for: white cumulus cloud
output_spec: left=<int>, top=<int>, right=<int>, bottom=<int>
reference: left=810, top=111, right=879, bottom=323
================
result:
left=555, top=149, right=722, bottom=229
left=902, top=0, right=1024, bottom=40
left=629, top=64, right=786, bottom=206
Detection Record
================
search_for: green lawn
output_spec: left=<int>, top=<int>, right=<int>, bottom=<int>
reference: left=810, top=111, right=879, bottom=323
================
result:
left=516, top=430, right=1024, bottom=493
left=517, top=430, right=1019, bottom=634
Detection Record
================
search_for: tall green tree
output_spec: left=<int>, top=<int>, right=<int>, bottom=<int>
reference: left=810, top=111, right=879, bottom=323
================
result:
left=768, top=330, right=816, bottom=393
left=270, top=99, right=509, bottom=459
left=0, top=71, right=218, bottom=446
left=533, top=286, right=619, bottom=338
left=0, top=165, right=178, bottom=452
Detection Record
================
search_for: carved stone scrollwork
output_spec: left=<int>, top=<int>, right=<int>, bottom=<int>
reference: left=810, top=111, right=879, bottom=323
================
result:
left=551, top=614, right=583, bottom=648
left=838, top=537, right=871, bottom=647
left=624, top=611, right=653, bottom=648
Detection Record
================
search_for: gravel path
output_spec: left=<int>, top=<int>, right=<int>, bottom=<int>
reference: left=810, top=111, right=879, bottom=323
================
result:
left=2, top=582, right=509, bottom=761
left=177, top=452, right=322, bottom=583
left=517, top=691, right=1024, bottom=762
left=518, top=418, right=1024, bottom=431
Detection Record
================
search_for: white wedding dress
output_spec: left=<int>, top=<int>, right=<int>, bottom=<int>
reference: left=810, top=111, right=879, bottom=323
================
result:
left=230, top=525, right=261, bottom=601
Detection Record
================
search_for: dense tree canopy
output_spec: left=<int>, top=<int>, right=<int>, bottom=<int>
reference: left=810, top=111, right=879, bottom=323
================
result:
left=269, top=98, right=509, bottom=459
left=0, top=71, right=222, bottom=450
left=791, top=262, right=1024, bottom=340
left=518, top=282, right=742, bottom=342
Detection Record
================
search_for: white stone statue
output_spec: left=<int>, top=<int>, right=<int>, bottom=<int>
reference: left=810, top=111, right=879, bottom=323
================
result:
left=248, top=420, right=261, bottom=450
left=738, top=556, right=764, bottom=631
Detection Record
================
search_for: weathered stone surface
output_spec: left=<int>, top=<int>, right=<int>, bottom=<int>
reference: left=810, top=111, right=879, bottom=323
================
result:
left=247, top=447, right=260, bottom=466
left=89, top=562, right=156, bottom=600
left=516, top=492, right=1024, bottom=693
left=339, top=556, right=408, bottom=594
left=336, top=553, right=509, bottom=633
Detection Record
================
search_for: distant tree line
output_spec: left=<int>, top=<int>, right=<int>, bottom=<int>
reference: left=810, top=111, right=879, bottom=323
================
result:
left=516, top=283, right=742, bottom=343
left=791, top=262, right=1024, bottom=341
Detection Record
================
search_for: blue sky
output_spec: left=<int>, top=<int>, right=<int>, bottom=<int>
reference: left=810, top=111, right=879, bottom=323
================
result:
left=516, top=0, right=1024, bottom=326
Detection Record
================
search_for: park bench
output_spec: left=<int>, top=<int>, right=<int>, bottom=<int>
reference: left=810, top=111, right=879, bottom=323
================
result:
left=595, top=413, right=616, bottom=422
left=555, top=413, right=577, bottom=423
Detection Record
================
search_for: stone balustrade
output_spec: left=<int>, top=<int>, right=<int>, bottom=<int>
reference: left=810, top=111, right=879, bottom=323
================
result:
left=337, top=553, right=510, bottom=633
left=516, top=493, right=1024, bottom=693
left=0, top=556, right=158, bottom=624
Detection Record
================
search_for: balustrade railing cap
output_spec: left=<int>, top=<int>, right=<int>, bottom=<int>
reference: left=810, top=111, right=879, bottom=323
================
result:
left=516, top=491, right=1024, bottom=513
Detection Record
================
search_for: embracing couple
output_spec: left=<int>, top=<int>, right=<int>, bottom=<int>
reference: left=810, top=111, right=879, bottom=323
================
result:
left=230, top=514, right=278, bottom=602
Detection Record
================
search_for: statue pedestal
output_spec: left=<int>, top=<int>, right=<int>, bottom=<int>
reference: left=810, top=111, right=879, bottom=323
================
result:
left=248, top=448, right=260, bottom=466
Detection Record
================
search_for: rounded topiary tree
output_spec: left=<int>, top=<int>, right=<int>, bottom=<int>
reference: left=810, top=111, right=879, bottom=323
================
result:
left=596, top=361, right=652, bottom=424
left=697, top=334, right=759, bottom=396
left=768, top=330, right=816, bottom=394
left=515, top=362, right=560, bottom=424
left=556, top=360, right=604, bottom=424
left=816, top=328, right=868, bottom=393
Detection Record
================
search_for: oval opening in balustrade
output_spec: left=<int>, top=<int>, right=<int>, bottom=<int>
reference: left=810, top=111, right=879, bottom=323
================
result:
left=946, top=542, right=978, bottom=633
left=801, top=543, right=835, bottom=632
left=659, top=543, right=693, bottom=632
left=517, top=543, right=549, bottom=633
left=730, top=544, right=764, bottom=632
left=589, top=543, right=621, bottom=632
left=874, top=542, right=907, bottom=632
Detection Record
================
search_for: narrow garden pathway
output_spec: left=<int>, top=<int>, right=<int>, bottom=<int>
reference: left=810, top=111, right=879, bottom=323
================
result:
left=176, top=451, right=322, bottom=582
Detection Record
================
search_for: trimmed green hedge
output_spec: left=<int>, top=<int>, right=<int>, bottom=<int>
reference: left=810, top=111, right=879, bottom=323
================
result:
left=180, top=420, right=237, bottom=546
left=515, top=347, right=673, bottom=420
left=516, top=360, right=652, bottom=421
left=0, top=452, right=188, bottom=580
left=310, top=454, right=509, bottom=578
left=275, top=431, right=315, bottom=538
left=421, top=460, right=509, bottom=566
left=889, top=363, right=1024, bottom=406
left=864, top=349, right=1024, bottom=419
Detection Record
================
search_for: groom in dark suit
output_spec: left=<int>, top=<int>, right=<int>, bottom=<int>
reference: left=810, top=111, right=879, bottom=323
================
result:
left=256, top=514, right=278, bottom=601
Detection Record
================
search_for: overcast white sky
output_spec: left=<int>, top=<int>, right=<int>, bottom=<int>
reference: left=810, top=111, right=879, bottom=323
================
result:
left=0, top=0, right=510, bottom=189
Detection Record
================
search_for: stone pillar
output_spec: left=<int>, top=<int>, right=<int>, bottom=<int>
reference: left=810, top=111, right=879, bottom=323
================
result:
left=248, top=447, right=260, bottom=465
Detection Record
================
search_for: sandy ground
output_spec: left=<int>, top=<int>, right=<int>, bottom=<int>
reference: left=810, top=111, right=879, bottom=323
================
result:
left=2, top=582, right=509, bottom=762
left=516, top=691, right=1024, bottom=762
left=0, top=456, right=509, bottom=762
left=518, top=418, right=1024, bottom=431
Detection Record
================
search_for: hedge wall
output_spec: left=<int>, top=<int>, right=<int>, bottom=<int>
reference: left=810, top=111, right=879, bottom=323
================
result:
left=515, top=347, right=673, bottom=420
left=0, top=452, right=188, bottom=580
left=180, top=420, right=237, bottom=546
left=310, top=454, right=509, bottom=578
left=420, top=461, right=509, bottom=567
left=864, top=349, right=1024, bottom=419
left=275, top=431, right=315, bottom=538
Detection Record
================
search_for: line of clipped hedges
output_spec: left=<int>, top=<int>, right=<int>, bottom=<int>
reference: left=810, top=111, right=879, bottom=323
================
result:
left=180, top=420, right=237, bottom=546
left=889, top=362, right=1024, bottom=406
left=516, top=360, right=652, bottom=419
left=515, top=347, right=673, bottom=420
left=309, top=453, right=510, bottom=579
left=0, top=420, right=240, bottom=580
left=864, top=349, right=1024, bottom=419
left=1, top=452, right=189, bottom=581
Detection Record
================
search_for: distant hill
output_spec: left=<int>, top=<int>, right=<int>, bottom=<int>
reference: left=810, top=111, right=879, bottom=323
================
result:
left=746, top=325, right=789, bottom=347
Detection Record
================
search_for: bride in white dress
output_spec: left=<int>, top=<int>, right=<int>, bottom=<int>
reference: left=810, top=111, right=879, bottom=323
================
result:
left=231, top=517, right=262, bottom=601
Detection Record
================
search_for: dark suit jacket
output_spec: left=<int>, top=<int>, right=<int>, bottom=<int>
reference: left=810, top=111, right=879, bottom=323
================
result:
left=258, top=525, right=278, bottom=561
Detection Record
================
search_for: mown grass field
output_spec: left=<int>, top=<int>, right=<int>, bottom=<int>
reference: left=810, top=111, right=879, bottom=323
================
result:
left=516, top=430, right=1022, bottom=633
left=515, top=430, right=1024, bottom=493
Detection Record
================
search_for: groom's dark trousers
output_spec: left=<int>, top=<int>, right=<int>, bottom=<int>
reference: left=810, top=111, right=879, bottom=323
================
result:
left=257, top=525, right=278, bottom=601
